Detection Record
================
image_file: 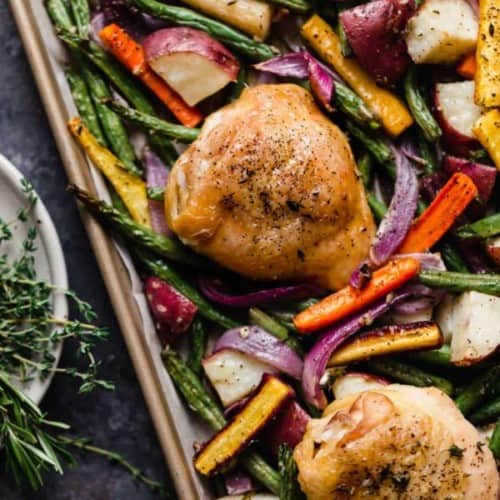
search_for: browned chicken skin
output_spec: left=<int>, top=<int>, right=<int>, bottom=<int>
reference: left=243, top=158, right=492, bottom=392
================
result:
left=165, top=84, right=375, bottom=290
left=294, top=386, right=499, bottom=499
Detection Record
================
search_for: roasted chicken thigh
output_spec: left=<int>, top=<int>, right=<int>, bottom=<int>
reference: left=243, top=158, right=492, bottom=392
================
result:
left=165, top=84, right=375, bottom=290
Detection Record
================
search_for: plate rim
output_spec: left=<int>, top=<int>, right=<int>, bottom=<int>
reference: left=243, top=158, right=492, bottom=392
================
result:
left=0, top=153, right=68, bottom=404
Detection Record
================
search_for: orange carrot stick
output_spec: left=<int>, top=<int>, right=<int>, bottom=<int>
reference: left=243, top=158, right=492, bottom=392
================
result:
left=398, top=172, right=478, bottom=254
left=457, top=52, right=477, bottom=79
left=294, top=257, right=420, bottom=334
left=99, top=23, right=203, bottom=127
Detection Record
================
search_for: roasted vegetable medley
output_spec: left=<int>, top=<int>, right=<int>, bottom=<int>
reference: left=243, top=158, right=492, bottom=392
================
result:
left=46, top=0, right=499, bottom=497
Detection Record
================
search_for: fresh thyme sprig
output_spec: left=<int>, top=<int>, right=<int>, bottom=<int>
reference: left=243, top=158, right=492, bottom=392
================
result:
left=0, top=177, right=167, bottom=494
left=57, top=436, right=170, bottom=497
left=0, top=181, right=113, bottom=393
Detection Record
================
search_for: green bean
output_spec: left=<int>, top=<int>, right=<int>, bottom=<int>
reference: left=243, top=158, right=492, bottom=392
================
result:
left=240, top=453, right=281, bottom=495
left=228, top=65, right=247, bottom=102
left=70, top=0, right=90, bottom=38
left=266, top=0, right=311, bottom=13
left=249, top=307, right=288, bottom=341
left=187, top=318, right=207, bottom=376
left=130, top=0, right=276, bottom=60
left=364, top=359, right=454, bottom=395
left=439, top=243, right=469, bottom=273
left=149, top=137, right=179, bottom=167
left=107, top=100, right=200, bottom=143
left=278, top=444, right=304, bottom=500
left=66, top=69, right=107, bottom=145
left=267, top=308, right=296, bottom=323
left=489, top=420, right=500, bottom=459
left=417, top=129, right=438, bottom=174
left=162, top=347, right=226, bottom=430
left=404, top=66, right=441, bottom=143
left=147, top=187, right=164, bottom=202
left=457, top=213, right=500, bottom=240
left=346, top=121, right=395, bottom=177
left=82, top=67, right=142, bottom=177
left=70, top=186, right=213, bottom=269
left=134, top=247, right=238, bottom=328
left=335, top=83, right=380, bottom=130
left=455, top=366, right=500, bottom=416
left=249, top=307, right=303, bottom=353
left=408, top=344, right=451, bottom=367
left=57, top=32, right=176, bottom=166
left=357, top=151, right=372, bottom=188
left=419, top=270, right=500, bottom=296
left=45, top=0, right=74, bottom=32
left=469, top=396, right=500, bottom=424
left=108, top=184, right=130, bottom=217
left=367, top=193, right=388, bottom=222
left=336, top=5, right=352, bottom=58
left=469, top=148, right=491, bottom=163
left=162, top=348, right=281, bottom=494
left=47, top=0, right=108, bottom=145
left=294, top=298, right=320, bottom=311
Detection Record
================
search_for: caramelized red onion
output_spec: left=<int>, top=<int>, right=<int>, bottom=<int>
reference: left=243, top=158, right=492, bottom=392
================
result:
left=370, top=145, right=419, bottom=266
left=254, top=52, right=336, bottom=111
left=302, top=291, right=411, bottom=408
left=198, top=276, right=320, bottom=308
left=213, top=326, right=303, bottom=380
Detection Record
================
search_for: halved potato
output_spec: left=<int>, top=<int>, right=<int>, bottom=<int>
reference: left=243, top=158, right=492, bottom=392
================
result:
left=406, top=0, right=477, bottom=64
left=202, top=349, right=276, bottom=407
left=144, top=27, right=240, bottom=106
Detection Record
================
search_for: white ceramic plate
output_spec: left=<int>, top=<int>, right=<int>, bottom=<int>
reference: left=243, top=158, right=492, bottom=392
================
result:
left=0, top=154, right=68, bottom=404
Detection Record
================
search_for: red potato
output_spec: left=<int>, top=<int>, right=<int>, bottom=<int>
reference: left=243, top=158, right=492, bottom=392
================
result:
left=434, top=81, right=482, bottom=156
left=261, top=400, right=310, bottom=457
left=340, top=0, right=415, bottom=86
left=145, top=276, right=197, bottom=345
left=443, top=156, right=496, bottom=205
left=332, top=372, right=390, bottom=400
left=485, top=236, right=500, bottom=266
left=143, top=27, right=240, bottom=106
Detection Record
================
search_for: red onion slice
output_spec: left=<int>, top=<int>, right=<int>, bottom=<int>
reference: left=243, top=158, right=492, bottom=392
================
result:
left=254, top=52, right=337, bottom=111
left=199, top=276, right=321, bottom=308
left=254, top=52, right=309, bottom=79
left=307, top=55, right=335, bottom=112
left=224, top=470, right=254, bottom=495
left=213, top=326, right=304, bottom=380
left=393, top=253, right=446, bottom=313
left=144, top=148, right=172, bottom=237
left=302, top=291, right=410, bottom=408
left=370, top=145, right=419, bottom=266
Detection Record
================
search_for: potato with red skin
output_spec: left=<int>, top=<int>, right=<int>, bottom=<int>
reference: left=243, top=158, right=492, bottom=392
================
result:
left=262, top=400, right=310, bottom=456
left=145, top=276, right=197, bottom=345
left=143, top=27, right=240, bottom=106
left=433, top=81, right=482, bottom=157
left=340, top=0, right=415, bottom=86
left=486, top=237, right=500, bottom=266
left=443, top=156, right=496, bottom=205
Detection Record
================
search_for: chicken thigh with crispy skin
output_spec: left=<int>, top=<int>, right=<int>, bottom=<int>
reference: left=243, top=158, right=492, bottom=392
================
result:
left=165, top=84, right=375, bottom=290
left=294, top=385, right=499, bottom=499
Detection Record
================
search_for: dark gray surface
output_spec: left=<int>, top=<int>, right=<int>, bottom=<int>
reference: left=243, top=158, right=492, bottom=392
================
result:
left=0, top=4, right=171, bottom=499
